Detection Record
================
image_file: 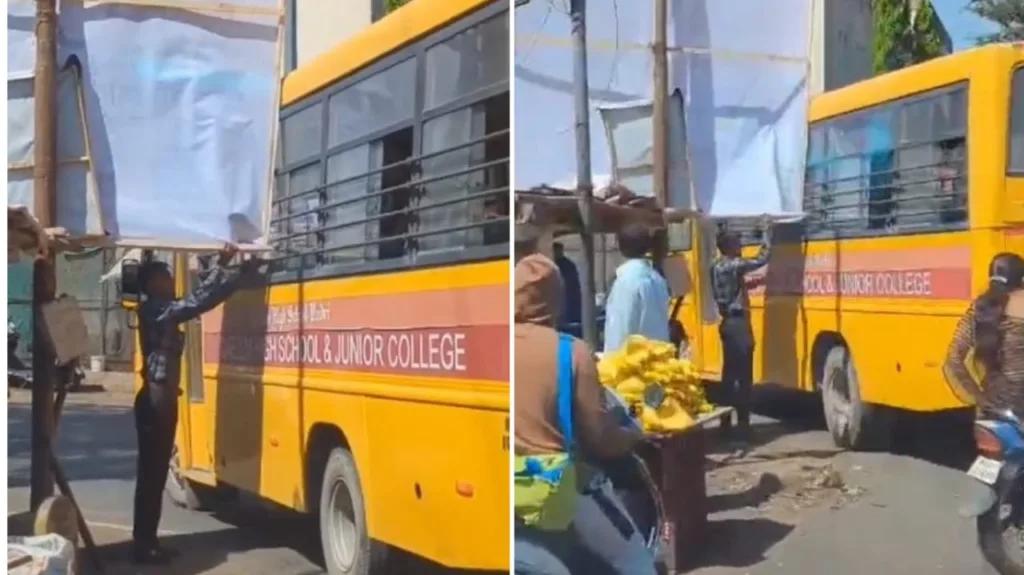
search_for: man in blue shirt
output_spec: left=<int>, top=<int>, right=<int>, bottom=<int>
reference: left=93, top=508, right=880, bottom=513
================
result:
left=603, top=224, right=671, bottom=352
left=552, top=242, right=582, bottom=330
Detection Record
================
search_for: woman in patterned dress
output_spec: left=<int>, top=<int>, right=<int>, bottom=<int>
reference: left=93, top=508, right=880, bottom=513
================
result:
left=944, top=253, right=1024, bottom=414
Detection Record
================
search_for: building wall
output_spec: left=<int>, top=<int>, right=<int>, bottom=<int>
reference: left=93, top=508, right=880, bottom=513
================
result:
left=809, top=0, right=874, bottom=95
left=291, top=0, right=376, bottom=71
left=909, top=0, right=953, bottom=55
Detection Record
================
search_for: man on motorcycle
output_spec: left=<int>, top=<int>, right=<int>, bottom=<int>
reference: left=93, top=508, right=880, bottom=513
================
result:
left=514, top=252, right=657, bottom=575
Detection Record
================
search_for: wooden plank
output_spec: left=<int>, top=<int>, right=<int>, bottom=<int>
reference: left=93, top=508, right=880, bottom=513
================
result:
left=112, top=237, right=274, bottom=252
left=71, top=0, right=283, bottom=17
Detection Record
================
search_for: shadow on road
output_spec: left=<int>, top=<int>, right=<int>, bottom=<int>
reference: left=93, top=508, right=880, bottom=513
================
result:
left=8, top=402, right=137, bottom=487
left=91, top=498, right=504, bottom=575
left=705, top=383, right=977, bottom=472
left=697, top=518, right=795, bottom=569
left=889, top=408, right=976, bottom=471
left=706, top=473, right=784, bottom=514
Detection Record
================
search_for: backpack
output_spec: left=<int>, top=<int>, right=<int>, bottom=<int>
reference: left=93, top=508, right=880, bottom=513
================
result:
left=513, top=332, right=579, bottom=530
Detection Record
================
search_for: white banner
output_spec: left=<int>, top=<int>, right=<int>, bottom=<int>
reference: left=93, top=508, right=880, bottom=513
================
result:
left=514, top=0, right=812, bottom=217
left=7, top=0, right=283, bottom=248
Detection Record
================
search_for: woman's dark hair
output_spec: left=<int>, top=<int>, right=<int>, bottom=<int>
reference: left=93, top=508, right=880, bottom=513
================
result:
left=975, top=252, right=1024, bottom=372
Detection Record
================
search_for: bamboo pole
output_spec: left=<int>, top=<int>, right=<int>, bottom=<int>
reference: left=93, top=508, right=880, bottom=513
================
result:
left=570, top=0, right=598, bottom=349
left=30, top=0, right=59, bottom=512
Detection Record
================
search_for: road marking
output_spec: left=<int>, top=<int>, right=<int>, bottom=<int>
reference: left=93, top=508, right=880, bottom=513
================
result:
left=86, top=519, right=184, bottom=537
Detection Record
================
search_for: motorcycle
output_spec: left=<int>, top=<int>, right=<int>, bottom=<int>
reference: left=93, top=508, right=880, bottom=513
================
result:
left=962, top=408, right=1024, bottom=574
left=569, top=387, right=666, bottom=571
left=8, top=321, right=30, bottom=388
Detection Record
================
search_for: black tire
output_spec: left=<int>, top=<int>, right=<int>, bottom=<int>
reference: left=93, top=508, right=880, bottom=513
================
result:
left=165, top=446, right=228, bottom=511
left=318, top=447, right=385, bottom=575
left=978, top=486, right=1024, bottom=575
left=820, top=345, right=894, bottom=451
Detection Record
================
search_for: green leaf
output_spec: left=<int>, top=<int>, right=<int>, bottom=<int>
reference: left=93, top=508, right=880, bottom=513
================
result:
left=387, top=0, right=410, bottom=13
left=873, top=0, right=947, bottom=74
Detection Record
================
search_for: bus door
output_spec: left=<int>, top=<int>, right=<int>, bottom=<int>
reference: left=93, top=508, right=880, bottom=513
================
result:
left=694, top=220, right=725, bottom=378
left=668, top=219, right=723, bottom=377
left=179, top=254, right=216, bottom=476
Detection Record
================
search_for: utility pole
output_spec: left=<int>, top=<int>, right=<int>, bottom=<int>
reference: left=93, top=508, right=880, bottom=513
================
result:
left=652, top=0, right=668, bottom=208
left=30, top=0, right=59, bottom=511
left=651, top=0, right=670, bottom=273
left=570, top=0, right=598, bottom=349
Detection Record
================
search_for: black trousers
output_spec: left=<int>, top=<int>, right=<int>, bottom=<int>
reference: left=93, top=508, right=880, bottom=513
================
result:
left=133, top=385, right=177, bottom=547
left=719, top=315, right=755, bottom=432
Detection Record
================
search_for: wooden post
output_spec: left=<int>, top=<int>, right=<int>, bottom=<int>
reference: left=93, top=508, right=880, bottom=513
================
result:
left=30, top=0, right=59, bottom=512
left=570, top=0, right=599, bottom=348
left=651, top=0, right=670, bottom=274
left=652, top=0, right=668, bottom=208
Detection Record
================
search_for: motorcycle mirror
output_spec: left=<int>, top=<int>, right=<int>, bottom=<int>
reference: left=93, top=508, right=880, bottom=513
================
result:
left=119, top=258, right=141, bottom=308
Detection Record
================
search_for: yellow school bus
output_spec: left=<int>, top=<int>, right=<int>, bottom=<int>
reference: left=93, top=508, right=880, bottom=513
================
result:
left=144, top=0, right=511, bottom=572
left=668, top=43, right=1024, bottom=450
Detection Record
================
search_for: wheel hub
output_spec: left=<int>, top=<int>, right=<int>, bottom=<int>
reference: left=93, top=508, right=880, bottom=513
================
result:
left=328, top=478, right=358, bottom=571
left=825, top=365, right=853, bottom=431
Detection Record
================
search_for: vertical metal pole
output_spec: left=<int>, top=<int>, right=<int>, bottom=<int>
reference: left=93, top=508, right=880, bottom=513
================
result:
left=570, top=0, right=598, bottom=349
left=30, top=0, right=59, bottom=511
left=651, top=0, right=670, bottom=275
left=285, top=0, right=298, bottom=73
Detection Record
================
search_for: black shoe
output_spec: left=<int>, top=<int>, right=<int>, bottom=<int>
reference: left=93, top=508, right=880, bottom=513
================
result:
left=132, top=545, right=174, bottom=565
left=153, top=544, right=180, bottom=558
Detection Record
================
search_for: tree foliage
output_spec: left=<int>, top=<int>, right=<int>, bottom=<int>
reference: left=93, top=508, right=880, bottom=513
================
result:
left=909, top=2, right=946, bottom=61
left=387, top=0, right=409, bottom=13
left=873, top=0, right=947, bottom=74
left=873, top=0, right=912, bottom=73
left=967, top=0, right=1024, bottom=43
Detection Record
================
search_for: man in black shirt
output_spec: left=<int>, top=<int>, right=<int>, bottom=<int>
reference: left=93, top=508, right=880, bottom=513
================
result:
left=552, top=242, right=582, bottom=329
left=710, top=221, right=772, bottom=441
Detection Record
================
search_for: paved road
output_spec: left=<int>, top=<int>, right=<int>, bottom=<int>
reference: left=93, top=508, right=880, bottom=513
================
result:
left=690, top=388, right=997, bottom=575
left=8, top=394, right=330, bottom=575
left=6, top=387, right=1004, bottom=574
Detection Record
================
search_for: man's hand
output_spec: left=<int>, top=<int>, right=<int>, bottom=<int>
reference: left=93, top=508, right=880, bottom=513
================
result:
left=217, top=243, right=238, bottom=267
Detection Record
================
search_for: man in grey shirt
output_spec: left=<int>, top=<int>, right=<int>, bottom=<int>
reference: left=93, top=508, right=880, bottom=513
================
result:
left=710, top=220, right=772, bottom=442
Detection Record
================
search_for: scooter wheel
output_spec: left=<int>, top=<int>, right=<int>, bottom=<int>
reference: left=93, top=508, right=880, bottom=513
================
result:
left=977, top=489, right=1024, bottom=575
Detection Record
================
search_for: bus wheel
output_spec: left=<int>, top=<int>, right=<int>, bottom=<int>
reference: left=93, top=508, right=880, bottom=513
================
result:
left=319, top=447, right=380, bottom=575
left=820, top=346, right=893, bottom=451
left=165, top=446, right=228, bottom=511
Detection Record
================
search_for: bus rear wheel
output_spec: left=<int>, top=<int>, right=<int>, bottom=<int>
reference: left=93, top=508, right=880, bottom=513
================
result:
left=319, top=447, right=383, bottom=575
left=820, top=345, right=894, bottom=451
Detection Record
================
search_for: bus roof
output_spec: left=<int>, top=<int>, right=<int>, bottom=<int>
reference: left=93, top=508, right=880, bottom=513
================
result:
left=281, top=0, right=492, bottom=107
left=808, top=42, right=1023, bottom=123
